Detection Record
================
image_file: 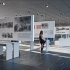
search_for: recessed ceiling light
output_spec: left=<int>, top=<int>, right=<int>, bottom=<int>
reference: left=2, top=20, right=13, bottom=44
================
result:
left=2, top=2, right=5, bottom=5
left=66, top=16, right=68, bottom=18
left=46, top=4, right=48, bottom=8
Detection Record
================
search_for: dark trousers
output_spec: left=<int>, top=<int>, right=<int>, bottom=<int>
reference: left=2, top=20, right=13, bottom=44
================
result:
left=41, top=43, right=44, bottom=52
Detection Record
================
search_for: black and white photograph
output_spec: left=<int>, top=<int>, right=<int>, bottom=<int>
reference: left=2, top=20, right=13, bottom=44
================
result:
left=56, top=27, right=69, bottom=31
left=14, top=16, right=31, bottom=32
left=0, top=22, right=13, bottom=28
left=2, top=33, right=13, bottom=38
left=41, top=23, right=48, bottom=29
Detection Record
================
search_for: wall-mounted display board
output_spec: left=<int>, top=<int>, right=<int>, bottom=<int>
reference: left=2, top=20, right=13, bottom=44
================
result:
left=55, top=26, right=70, bottom=34
left=0, top=18, right=16, bottom=40
left=0, top=15, right=34, bottom=41
left=14, top=15, right=34, bottom=41
left=34, top=21, right=55, bottom=38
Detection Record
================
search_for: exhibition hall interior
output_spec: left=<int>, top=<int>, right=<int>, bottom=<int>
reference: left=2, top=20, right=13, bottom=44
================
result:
left=0, top=0, right=70, bottom=70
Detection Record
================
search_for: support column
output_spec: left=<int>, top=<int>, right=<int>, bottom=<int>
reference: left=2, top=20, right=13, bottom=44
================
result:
left=6, top=43, right=12, bottom=60
left=30, top=41, right=34, bottom=51
left=13, top=42, right=19, bottom=58
left=0, top=46, right=3, bottom=55
left=46, top=39, right=49, bottom=52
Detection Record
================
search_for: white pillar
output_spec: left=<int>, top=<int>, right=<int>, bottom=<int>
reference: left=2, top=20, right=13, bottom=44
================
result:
left=30, top=41, right=34, bottom=51
left=30, top=15, right=34, bottom=51
left=6, top=43, right=12, bottom=60
left=46, top=39, right=49, bottom=52
left=13, top=42, right=19, bottom=58
left=0, top=46, right=3, bottom=55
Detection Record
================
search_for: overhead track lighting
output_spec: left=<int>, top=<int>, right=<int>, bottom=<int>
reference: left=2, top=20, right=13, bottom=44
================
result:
left=2, top=2, right=5, bottom=5
left=46, top=4, right=48, bottom=8
left=46, top=2, right=48, bottom=8
left=0, top=2, right=5, bottom=5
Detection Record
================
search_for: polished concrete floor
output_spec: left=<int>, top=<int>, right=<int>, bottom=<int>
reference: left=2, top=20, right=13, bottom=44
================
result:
left=0, top=45, right=70, bottom=70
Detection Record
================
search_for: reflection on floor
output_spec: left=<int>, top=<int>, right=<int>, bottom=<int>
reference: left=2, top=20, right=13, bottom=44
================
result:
left=0, top=44, right=70, bottom=70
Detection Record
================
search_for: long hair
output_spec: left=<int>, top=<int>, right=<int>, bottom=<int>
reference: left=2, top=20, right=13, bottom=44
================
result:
left=40, top=30, right=43, bottom=35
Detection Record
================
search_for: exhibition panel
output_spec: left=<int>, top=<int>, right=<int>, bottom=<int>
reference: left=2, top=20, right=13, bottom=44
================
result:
left=34, top=21, right=55, bottom=38
left=0, top=15, right=34, bottom=60
left=14, top=15, right=34, bottom=41
left=0, top=18, right=16, bottom=40
left=0, top=15, right=34, bottom=41
left=55, top=26, right=70, bottom=46
left=55, top=26, right=70, bottom=34
left=59, top=38, right=70, bottom=46
left=34, top=21, right=55, bottom=52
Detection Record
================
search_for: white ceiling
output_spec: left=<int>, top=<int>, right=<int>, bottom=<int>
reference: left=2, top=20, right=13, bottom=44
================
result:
left=0, top=0, right=70, bottom=25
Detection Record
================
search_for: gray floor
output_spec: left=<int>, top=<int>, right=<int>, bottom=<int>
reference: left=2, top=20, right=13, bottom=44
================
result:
left=0, top=45, right=70, bottom=70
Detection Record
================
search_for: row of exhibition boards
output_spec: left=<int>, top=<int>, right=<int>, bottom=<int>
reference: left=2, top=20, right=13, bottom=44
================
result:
left=0, top=15, right=55, bottom=60
left=0, top=15, right=55, bottom=41
left=1, top=15, right=70, bottom=58
left=1, top=15, right=70, bottom=45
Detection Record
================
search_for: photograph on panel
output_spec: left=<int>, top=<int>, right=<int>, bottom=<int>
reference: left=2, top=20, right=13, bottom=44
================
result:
left=41, top=23, right=48, bottom=29
left=14, top=16, right=31, bottom=32
left=56, top=27, right=69, bottom=31
left=0, top=22, right=13, bottom=28
left=2, top=33, right=13, bottom=38
left=7, top=33, right=13, bottom=38
left=7, top=22, right=13, bottom=28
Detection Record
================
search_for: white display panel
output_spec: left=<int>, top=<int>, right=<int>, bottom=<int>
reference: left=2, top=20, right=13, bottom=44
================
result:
left=0, top=15, right=34, bottom=41
left=34, top=21, right=55, bottom=38
left=59, top=38, right=70, bottom=46
left=55, top=26, right=70, bottom=34
left=0, top=18, right=17, bottom=40
left=14, top=15, right=34, bottom=41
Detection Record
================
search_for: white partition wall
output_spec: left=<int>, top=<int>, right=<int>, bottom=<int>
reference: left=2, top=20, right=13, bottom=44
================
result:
left=59, top=38, right=70, bottom=46
left=34, top=21, right=55, bottom=38
left=34, top=21, right=55, bottom=52
left=14, top=15, right=34, bottom=42
left=0, top=15, right=34, bottom=60
left=14, top=15, right=34, bottom=51
left=55, top=26, right=70, bottom=34
left=55, top=26, right=70, bottom=46
left=0, top=18, right=17, bottom=40
left=0, top=15, right=34, bottom=41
